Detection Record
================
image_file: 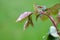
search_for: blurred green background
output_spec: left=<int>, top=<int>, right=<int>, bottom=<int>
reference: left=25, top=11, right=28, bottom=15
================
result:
left=0, top=0, right=60, bottom=40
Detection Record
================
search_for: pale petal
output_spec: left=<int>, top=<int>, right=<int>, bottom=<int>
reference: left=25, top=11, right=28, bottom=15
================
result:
left=50, top=26, right=59, bottom=37
left=16, top=12, right=32, bottom=22
left=23, top=20, right=30, bottom=30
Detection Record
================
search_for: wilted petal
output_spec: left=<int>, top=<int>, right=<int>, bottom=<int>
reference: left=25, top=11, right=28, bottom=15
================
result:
left=23, top=16, right=34, bottom=30
left=16, top=12, right=32, bottom=22
left=49, top=26, right=59, bottom=37
left=24, top=20, right=29, bottom=30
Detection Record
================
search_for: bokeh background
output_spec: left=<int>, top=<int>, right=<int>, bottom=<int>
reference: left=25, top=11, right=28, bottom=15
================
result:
left=0, top=0, right=60, bottom=40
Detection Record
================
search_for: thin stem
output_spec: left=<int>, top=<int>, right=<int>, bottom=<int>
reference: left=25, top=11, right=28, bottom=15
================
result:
left=41, top=11, right=58, bottom=31
left=47, top=16, right=57, bottom=27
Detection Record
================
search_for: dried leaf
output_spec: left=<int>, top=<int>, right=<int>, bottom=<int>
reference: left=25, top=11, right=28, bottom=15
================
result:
left=16, top=12, right=32, bottom=22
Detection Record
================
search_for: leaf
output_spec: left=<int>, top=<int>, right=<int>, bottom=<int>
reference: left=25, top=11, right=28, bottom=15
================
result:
left=40, top=15, right=48, bottom=21
left=16, top=12, right=32, bottom=22
left=46, top=8, right=58, bottom=15
left=51, top=3, right=60, bottom=15
left=50, top=8, right=58, bottom=15
left=45, top=3, right=60, bottom=15
left=52, top=3, right=60, bottom=10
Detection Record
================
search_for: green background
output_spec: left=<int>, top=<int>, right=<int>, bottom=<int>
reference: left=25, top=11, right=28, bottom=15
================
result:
left=0, top=0, right=60, bottom=40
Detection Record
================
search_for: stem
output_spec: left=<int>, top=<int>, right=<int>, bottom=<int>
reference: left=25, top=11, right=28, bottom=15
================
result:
left=47, top=16, right=57, bottom=27
left=41, top=11, right=58, bottom=31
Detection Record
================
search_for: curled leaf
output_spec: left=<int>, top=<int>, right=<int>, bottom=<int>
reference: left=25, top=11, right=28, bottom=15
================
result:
left=16, top=12, right=32, bottom=22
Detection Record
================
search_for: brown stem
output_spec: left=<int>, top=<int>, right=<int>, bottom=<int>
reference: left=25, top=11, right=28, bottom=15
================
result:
left=41, top=11, right=58, bottom=31
left=47, top=16, right=57, bottom=27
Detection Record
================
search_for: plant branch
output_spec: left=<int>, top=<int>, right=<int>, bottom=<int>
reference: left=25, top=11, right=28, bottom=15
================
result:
left=40, top=11, right=58, bottom=31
